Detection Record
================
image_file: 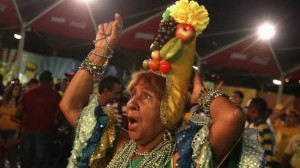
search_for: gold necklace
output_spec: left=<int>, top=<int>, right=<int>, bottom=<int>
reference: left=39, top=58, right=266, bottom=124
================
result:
left=133, top=148, right=151, bottom=156
left=106, top=130, right=175, bottom=168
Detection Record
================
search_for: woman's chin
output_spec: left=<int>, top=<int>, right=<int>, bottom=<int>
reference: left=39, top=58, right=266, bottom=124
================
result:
left=128, top=130, right=138, bottom=139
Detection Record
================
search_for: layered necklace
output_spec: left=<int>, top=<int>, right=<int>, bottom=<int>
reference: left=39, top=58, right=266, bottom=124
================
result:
left=106, top=130, right=175, bottom=168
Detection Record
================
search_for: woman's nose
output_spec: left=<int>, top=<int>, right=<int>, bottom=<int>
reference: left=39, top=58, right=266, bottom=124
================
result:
left=127, top=96, right=139, bottom=112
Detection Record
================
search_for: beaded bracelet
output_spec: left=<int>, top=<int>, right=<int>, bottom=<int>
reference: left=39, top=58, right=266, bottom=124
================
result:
left=197, top=89, right=230, bottom=118
left=93, top=36, right=106, bottom=44
left=90, top=50, right=113, bottom=59
left=79, top=57, right=108, bottom=81
left=105, top=38, right=114, bottom=54
left=93, top=34, right=114, bottom=55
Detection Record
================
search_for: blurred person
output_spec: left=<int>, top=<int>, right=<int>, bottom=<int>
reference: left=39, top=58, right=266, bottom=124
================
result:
left=272, top=104, right=287, bottom=124
left=270, top=108, right=300, bottom=167
left=58, top=78, right=69, bottom=95
left=64, top=71, right=76, bottom=83
left=16, top=71, right=62, bottom=168
left=108, top=88, right=129, bottom=130
left=280, top=134, right=300, bottom=168
left=0, top=81, right=22, bottom=168
left=0, top=74, right=4, bottom=98
left=265, top=108, right=276, bottom=154
left=246, top=97, right=274, bottom=168
left=11, top=78, right=20, bottom=85
left=62, top=75, right=121, bottom=128
left=27, top=78, right=39, bottom=90
left=231, top=90, right=244, bottom=106
left=51, top=77, right=74, bottom=168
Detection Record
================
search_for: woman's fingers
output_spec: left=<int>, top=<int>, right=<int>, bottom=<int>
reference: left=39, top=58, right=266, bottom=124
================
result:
left=114, top=13, right=123, bottom=32
left=188, top=70, right=205, bottom=104
left=94, top=13, right=123, bottom=49
left=111, top=13, right=123, bottom=42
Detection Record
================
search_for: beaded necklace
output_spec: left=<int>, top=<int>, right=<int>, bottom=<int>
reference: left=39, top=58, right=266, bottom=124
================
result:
left=106, top=131, right=175, bottom=168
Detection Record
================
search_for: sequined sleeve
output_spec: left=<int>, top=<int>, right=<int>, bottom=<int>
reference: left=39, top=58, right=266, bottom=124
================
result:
left=176, top=111, right=264, bottom=168
left=67, top=94, right=99, bottom=168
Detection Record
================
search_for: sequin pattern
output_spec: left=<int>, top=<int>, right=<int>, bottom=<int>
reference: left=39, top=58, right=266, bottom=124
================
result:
left=67, top=94, right=116, bottom=168
left=89, top=106, right=116, bottom=167
left=183, top=109, right=264, bottom=168
left=67, top=94, right=99, bottom=168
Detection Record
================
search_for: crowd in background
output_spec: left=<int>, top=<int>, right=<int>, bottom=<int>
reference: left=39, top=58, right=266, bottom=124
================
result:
left=0, top=71, right=299, bottom=168
left=0, top=71, right=129, bottom=168
left=231, top=90, right=300, bottom=168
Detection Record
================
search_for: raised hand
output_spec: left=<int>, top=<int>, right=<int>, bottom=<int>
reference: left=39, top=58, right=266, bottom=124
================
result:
left=188, top=70, right=205, bottom=105
left=94, top=13, right=123, bottom=51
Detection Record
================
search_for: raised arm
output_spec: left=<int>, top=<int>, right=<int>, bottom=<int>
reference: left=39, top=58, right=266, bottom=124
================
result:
left=59, top=13, right=123, bottom=127
left=189, top=71, right=246, bottom=163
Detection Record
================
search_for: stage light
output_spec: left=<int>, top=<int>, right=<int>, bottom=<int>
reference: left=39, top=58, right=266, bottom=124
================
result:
left=258, top=23, right=275, bottom=40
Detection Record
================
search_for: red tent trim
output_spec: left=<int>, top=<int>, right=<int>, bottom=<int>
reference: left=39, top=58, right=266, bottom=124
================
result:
left=27, top=0, right=97, bottom=42
left=285, top=64, right=300, bottom=80
left=201, top=34, right=283, bottom=77
left=0, top=0, right=22, bottom=27
left=119, top=11, right=164, bottom=51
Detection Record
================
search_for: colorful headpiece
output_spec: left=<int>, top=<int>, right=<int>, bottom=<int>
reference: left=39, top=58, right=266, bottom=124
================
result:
left=142, top=0, right=209, bottom=130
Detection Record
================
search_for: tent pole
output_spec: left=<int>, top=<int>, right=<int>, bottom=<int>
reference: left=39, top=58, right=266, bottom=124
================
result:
left=195, top=51, right=204, bottom=80
left=276, top=75, right=284, bottom=104
left=260, top=83, right=264, bottom=92
left=16, top=24, right=26, bottom=78
left=197, top=57, right=204, bottom=81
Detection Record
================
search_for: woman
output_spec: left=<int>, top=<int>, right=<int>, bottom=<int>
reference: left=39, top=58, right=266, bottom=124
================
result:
left=0, top=81, right=22, bottom=168
left=270, top=108, right=300, bottom=167
left=60, top=0, right=263, bottom=167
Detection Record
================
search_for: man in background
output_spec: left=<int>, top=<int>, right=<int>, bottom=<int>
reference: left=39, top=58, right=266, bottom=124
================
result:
left=17, top=71, right=62, bottom=168
left=231, top=90, right=244, bottom=106
left=246, top=97, right=274, bottom=168
left=60, top=75, right=122, bottom=128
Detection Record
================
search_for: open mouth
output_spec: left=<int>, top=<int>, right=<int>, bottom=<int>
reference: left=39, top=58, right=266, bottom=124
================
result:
left=128, top=116, right=137, bottom=126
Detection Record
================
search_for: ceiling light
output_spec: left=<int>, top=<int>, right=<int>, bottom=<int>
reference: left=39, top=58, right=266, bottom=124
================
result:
left=284, top=78, right=289, bottom=83
left=273, top=79, right=282, bottom=85
left=258, top=23, right=275, bottom=40
left=14, top=34, right=22, bottom=39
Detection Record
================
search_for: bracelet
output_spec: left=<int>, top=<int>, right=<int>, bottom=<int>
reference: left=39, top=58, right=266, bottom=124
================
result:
left=105, top=38, right=114, bottom=54
left=93, top=34, right=111, bottom=44
left=79, top=57, right=108, bottom=81
left=93, top=34, right=114, bottom=55
left=90, top=50, right=113, bottom=59
left=197, top=89, right=230, bottom=118
left=93, top=36, right=105, bottom=43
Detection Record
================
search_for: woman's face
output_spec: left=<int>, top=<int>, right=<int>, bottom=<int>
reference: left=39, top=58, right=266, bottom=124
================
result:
left=285, top=111, right=298, bottom=126
left=13, top=85, right=21, bottom=98
left=126, top=80, right=165, bottom=146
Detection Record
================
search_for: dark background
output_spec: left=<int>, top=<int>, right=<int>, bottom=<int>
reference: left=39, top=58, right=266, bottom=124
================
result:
left=1, top=0, right=300, bottom=96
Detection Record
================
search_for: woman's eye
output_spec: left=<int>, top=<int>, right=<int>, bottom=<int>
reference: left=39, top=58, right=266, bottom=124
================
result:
left=143, top=92, right=152, bottom=100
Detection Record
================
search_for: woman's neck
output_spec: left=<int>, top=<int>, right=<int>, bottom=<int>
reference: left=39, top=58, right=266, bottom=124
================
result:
left=135, top=132, right=165, bottom=153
